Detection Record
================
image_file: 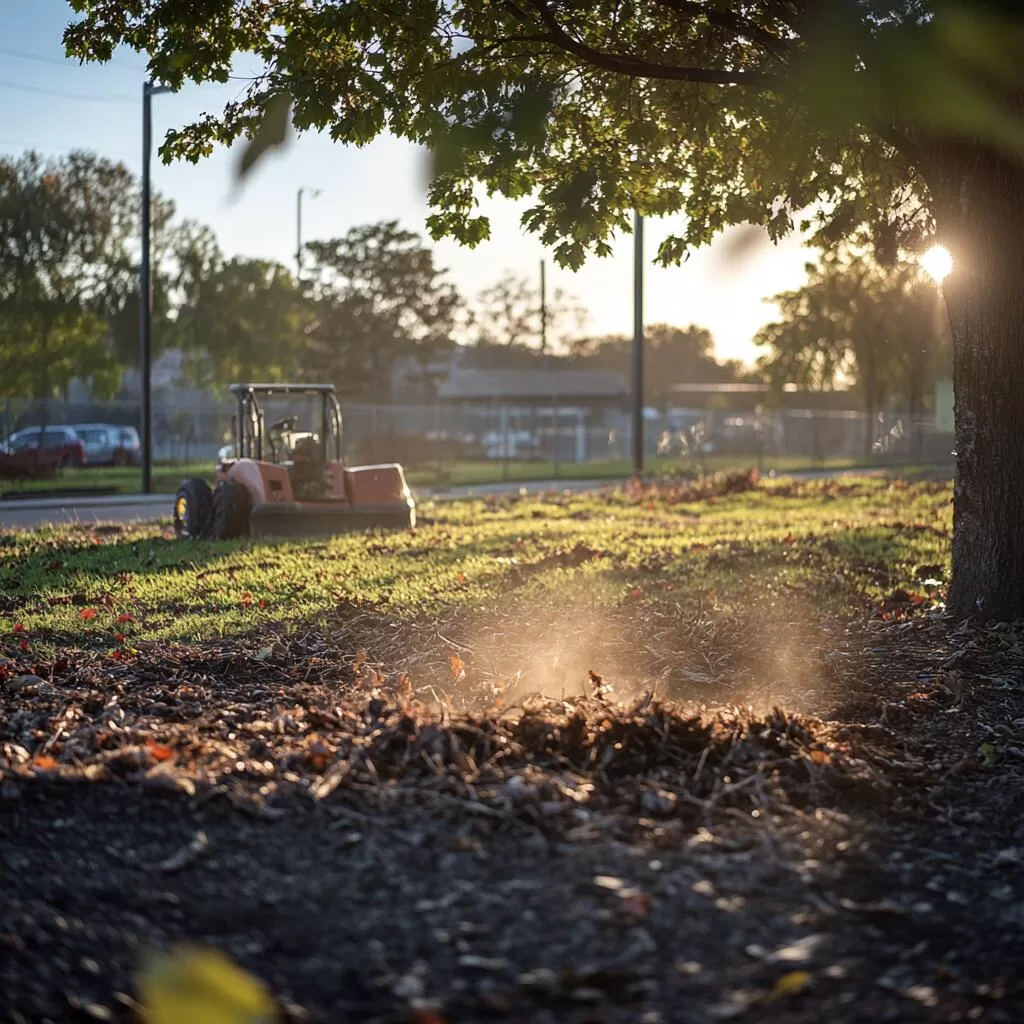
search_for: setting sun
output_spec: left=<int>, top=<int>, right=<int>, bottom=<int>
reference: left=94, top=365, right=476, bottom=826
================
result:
left=921, top=244, right=953, bottom=283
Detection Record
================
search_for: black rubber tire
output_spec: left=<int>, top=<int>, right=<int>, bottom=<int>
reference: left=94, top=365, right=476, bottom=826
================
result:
left=173, top=477, right=214, bottom=539
left=211, top=479, right=253, bottom=540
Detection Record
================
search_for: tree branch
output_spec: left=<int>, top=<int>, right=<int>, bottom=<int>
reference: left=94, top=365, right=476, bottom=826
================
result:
left=516, top=0, right=784, bottom=89
left=651, top=0, right=792, bottom=61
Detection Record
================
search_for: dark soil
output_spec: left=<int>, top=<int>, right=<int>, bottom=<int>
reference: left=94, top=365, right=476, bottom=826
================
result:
left=2, top=612, right=1023, bottom=1024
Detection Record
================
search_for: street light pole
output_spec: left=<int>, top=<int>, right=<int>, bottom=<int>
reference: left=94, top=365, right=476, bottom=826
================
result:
left=632, top=210, right=645, bottom=479
left=296, top=187, right=322, bottom=279
left=140, top=80, right=171, bottom=495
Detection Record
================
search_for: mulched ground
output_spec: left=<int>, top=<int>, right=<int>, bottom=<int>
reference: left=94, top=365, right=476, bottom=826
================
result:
left=2, top=604, right=1023, bottom=1023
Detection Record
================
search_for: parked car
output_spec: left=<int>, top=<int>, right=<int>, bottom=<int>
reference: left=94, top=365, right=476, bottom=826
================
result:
left=114, top=426, right=142, bottom=466
left=0, top=426, right=86, bottom=467
left=71, top=423, right=142, bottom=467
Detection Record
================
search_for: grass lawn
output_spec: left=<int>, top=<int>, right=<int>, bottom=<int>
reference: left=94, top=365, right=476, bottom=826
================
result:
left=1, top=475, right=951, bottom=657
left=3, top=475, right=1022, bottom=1023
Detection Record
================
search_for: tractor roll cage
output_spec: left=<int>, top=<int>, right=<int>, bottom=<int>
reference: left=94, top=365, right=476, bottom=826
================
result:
left=229, top=384, right=343, bottom=462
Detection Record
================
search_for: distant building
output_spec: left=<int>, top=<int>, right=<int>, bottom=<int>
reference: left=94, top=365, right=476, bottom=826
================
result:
left=669, top=382, right=864, bottom=413
left=437, top=367, right=627, bottom=408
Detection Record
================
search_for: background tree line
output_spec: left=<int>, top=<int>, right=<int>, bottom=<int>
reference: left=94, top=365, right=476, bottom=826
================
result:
left=0, top=148, right=947, bottom=412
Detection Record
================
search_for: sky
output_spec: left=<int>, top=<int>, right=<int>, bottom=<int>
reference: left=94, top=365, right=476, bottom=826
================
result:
left=1, top=0, right=819, bottom=366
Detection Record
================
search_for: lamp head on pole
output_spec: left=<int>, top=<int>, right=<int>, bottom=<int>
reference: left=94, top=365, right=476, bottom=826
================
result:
left=920, top=244, right=953, bottom=284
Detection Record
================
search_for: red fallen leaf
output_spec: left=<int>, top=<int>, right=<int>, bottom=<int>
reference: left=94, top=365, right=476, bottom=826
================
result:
left=258, top=599, right=266, bottom=610
left=783, top=533, right=795, bottom=545
left=13, top=623, right=25, bottom=634
left=114, top=632, right=125, bottom=643
left=145, top=739, right=174, bottom=762
left=19, top=639, right=29, bottom=652
left=809, top=749, right=832, bottom=765
left=307, top=734, right=331, bottom=770
left=110, top=649, right=125, bottom=661
left=629, top=586, right=643, bottom=599
left=117, top=613, right=135, bottom=624
left=80, top=608, right=98, bottom=621
left=457, top=572, right=468, bottom=584
left=240, top=592, right=254, bottom=607
left=449, top=653, right=465, bottom=680
left=619, top=890, right=651, bottom=920
left=31, top=755, right=58, bottom=771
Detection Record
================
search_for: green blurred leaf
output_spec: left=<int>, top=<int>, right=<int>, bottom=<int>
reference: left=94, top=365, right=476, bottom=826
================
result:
left=235, top=93, right=292, bottom=182
left=508, top=84, right=554, bottom=144
left=425, top=123, right=491, bottom=183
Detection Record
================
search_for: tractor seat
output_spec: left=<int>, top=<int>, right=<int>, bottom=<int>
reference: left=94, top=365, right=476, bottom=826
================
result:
left=292, top=435, right=319, bottom=460
left=286, top=458, right=331, bottom=500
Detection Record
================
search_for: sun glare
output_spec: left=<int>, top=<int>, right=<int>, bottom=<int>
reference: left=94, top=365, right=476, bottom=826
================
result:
left=920, top=244, right=953, bottom=284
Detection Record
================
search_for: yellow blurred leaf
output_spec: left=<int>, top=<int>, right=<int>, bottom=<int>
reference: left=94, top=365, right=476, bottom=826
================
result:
left=139, top=945, right=276, bottom=1024
left=770, top=970, right=812, bottom=999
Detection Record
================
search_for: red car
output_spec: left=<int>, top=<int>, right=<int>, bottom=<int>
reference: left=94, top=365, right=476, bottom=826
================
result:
left=0, top=426, right=87, bottom=478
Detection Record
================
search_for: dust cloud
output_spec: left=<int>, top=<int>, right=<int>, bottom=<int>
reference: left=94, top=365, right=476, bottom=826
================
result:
left=422, top=584, right=840, bottom=720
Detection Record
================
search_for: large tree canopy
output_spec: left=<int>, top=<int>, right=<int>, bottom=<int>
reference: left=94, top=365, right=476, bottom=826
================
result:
left=64, top=1, right=1024, bottom=619
left=756, top=240, right=949, bottom=453
left=64, top=1, right=1022, bottom=264
left=0, top=150, right=135, bottom=403
left=304, top=221, right=461, bottom=399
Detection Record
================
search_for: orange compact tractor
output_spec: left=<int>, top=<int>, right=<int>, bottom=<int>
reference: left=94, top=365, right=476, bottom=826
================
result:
left=173, top=383, right=416, bottom=540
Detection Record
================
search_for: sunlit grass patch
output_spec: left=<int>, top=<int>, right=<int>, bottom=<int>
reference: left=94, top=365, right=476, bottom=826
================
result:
left=0, top=477, right=951, bottom=659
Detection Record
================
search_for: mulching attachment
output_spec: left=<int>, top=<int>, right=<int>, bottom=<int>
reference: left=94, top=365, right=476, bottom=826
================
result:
left=1, top=616, right=1023, bottom=1023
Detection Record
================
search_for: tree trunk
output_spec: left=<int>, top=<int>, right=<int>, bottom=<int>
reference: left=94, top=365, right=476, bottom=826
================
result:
left=922, top=144, right=1024, bottom=620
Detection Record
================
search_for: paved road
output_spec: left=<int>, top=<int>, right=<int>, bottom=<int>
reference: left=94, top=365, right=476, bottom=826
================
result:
left=0, top=494, right=170, bottom=531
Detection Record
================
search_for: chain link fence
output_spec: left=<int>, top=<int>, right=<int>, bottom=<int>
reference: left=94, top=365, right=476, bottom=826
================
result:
left=1, top=395, right=954, bottom=485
